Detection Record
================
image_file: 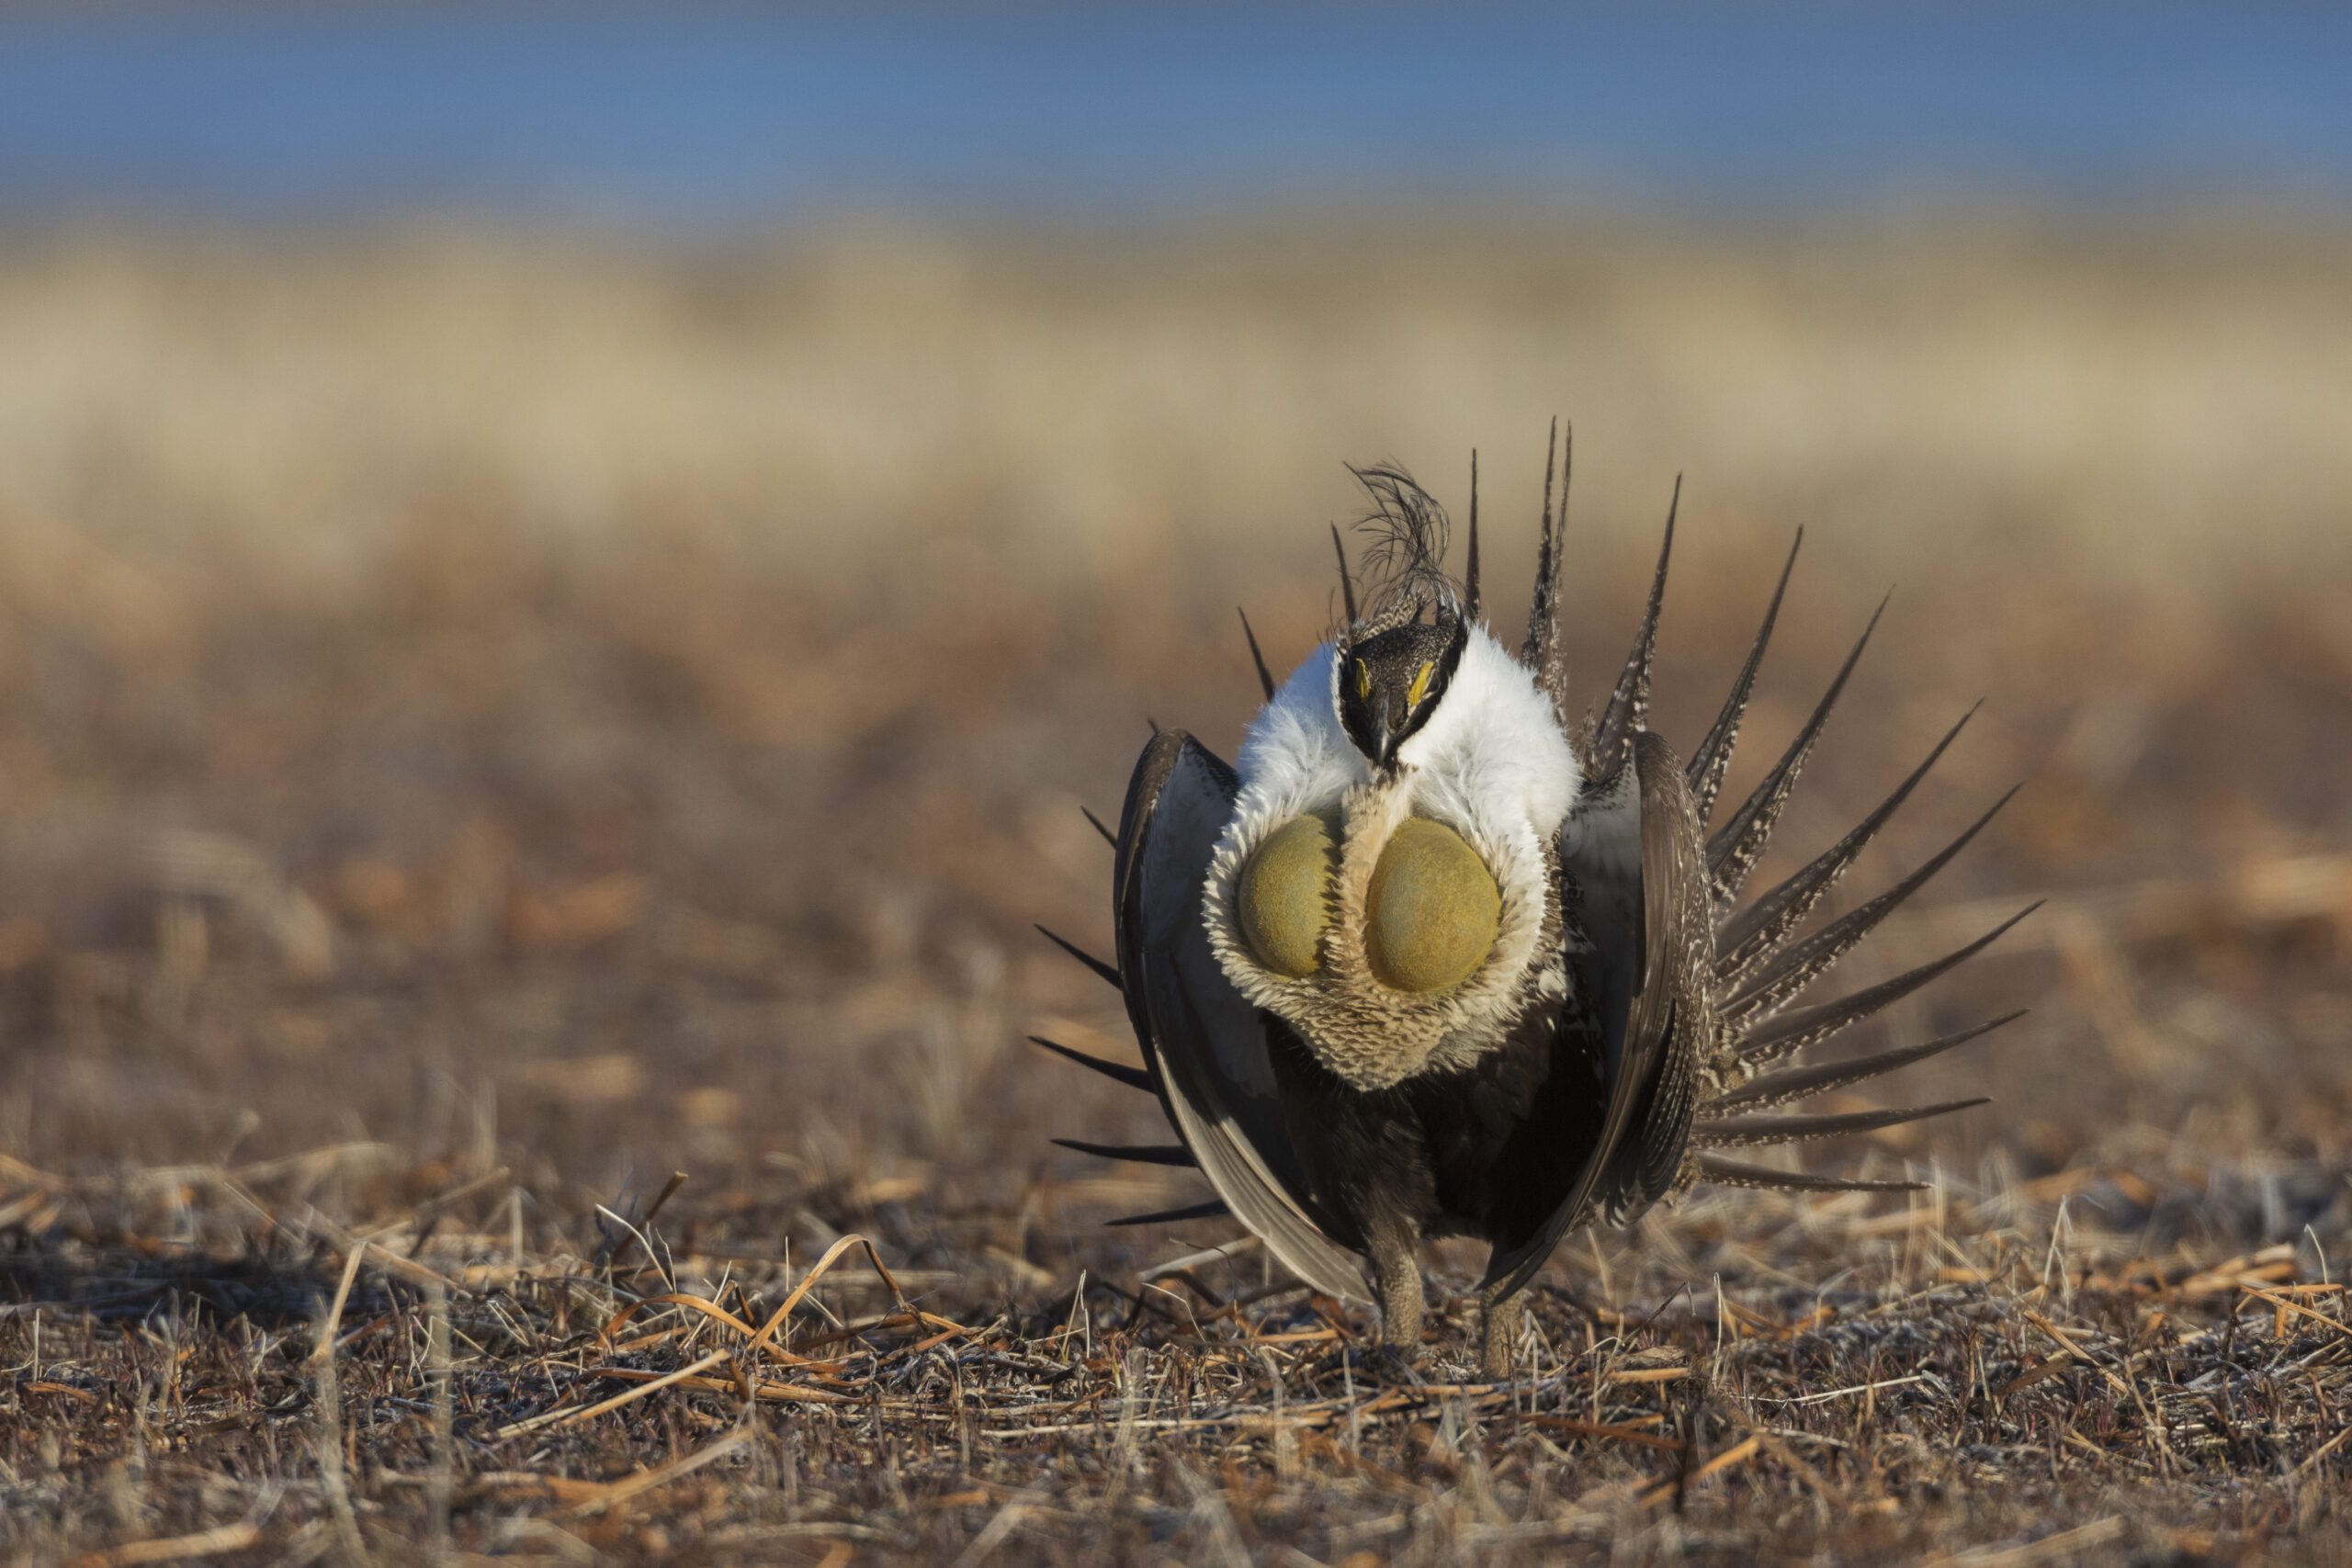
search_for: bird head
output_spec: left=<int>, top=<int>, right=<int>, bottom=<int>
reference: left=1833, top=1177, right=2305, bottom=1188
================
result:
left=1337, top=601, right=1465, bottom=772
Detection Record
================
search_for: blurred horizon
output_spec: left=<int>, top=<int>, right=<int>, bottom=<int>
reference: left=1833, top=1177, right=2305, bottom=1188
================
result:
left=5, top=3, right=2352, bottom=227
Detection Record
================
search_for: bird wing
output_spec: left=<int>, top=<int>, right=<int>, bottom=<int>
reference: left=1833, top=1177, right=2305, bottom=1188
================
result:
left=1482, top=728, right=1714, bottom=1297
left=1113, top=728, right=1372, bottom=1302
left=1598, top=729, right=1717, bottom=1219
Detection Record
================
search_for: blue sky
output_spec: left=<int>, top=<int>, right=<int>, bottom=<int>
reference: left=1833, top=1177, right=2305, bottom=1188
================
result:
left=3, top=4, right=2348, bottom=225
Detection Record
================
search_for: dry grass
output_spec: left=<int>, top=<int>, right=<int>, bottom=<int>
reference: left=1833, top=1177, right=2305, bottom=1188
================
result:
left=3, top=1131, right=2348, bottom=1564
left=0, top=216, right=2347, bottom=1562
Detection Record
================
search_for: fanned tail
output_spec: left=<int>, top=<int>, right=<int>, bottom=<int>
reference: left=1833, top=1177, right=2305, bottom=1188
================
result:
left=1636, top=543, right=2029, bottom=1199
left=1713, top=703, right=1982, bottom=989
left=1721, top=785, right=2020, bottom=1028
left=1704, top=595, right=1887, bottom=909
left=1680, top=856, right=2032, bottom=1192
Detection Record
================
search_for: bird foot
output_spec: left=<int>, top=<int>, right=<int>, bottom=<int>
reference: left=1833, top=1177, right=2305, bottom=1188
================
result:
left=1333, top=1342, right=1426, bottom=1388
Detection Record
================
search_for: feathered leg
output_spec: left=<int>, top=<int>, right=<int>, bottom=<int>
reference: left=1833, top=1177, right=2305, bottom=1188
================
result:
left=1368, top=1222, right=1426, bottom=1364
left=1477, top=1278, right=1523, bottom=1381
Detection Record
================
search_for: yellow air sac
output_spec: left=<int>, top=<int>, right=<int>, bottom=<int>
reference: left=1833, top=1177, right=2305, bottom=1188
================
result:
left=1364, top=818, right=1500, bottom=993
left=1238, top=810, right=1342, bottom=977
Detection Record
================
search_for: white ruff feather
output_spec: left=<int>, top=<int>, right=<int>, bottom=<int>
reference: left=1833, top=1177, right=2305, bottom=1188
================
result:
left=1202, top=625, right=1581, bottom=1089
left=1391, top=626, right=1581, bottom=849
left=1225, top=641, right=1367, bottom=832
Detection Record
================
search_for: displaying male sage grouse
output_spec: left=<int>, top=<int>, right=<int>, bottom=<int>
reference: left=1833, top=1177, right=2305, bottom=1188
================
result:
left=1035, top=431, right=2030, bottom=1378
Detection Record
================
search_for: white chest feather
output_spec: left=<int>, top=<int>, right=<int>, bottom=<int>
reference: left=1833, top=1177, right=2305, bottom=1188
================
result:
left=1227, top=627, right=1577, bottom=843
left=1204, top=626, right=1581, bottom=1089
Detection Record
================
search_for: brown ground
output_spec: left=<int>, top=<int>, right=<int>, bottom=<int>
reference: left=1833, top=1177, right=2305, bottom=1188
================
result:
left=0, top=218, right=2348, bottom=1564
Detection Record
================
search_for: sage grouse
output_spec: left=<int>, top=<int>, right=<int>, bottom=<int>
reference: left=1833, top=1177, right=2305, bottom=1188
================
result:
left=1036, top=434, right=2029, bottom=1378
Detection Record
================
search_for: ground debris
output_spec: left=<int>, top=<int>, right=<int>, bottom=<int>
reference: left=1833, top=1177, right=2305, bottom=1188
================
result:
left=0, top=1148, right=2346, bottom=1564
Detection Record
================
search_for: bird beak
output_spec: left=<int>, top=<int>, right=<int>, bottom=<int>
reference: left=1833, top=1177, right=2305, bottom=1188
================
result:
left=1374, top=697, right=1399, bottom=767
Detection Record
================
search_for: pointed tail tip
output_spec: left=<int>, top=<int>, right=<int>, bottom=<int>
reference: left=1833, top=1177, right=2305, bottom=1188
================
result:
left=1034, top=925, right=1123, bottom=990
left=1693, top=1153, right=1928, bottom=1194
left=1029, top=1034, right=1155, bottom=1093
left=1464, top=446, right=1481, bottom=620
left=1105, top=1199, right=1231, bottom=1228
left=1237, top=606, right=1277, bottom=701
left=1329, top=522, right=1360, bottom=625
left=1050, top=1137, right=1195, bottom=1168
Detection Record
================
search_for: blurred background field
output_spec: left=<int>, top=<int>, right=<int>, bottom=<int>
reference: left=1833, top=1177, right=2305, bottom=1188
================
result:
left=2, top=6, right=2351, bottom=1564
left=3, top=215, right=2349, bottom=1196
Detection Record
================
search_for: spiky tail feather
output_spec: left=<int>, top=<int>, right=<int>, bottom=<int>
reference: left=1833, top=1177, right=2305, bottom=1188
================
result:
left=1627, top=529, right=2027, bottom=1197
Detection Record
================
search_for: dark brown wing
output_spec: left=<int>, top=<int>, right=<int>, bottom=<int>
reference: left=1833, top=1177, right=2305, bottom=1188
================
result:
left=1112, top=729, right=1370, bottom=1301
left=1482, top=730, right=1713, bottom=1296
left=1598, top=730, right=1716, bottom=1218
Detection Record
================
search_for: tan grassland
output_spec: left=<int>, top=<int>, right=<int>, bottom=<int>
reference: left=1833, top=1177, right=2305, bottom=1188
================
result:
left=0, top=216, right=2347, bottom=1563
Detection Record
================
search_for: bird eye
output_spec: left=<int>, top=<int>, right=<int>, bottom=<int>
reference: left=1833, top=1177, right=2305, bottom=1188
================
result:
left=1238, top=811, right=1342, bottom=977
left=1407, top=660, right=1436, bottom=709
left=1363, top=818, right=1499, bottom=993
left=1353, top=660, right=1372, bottom=700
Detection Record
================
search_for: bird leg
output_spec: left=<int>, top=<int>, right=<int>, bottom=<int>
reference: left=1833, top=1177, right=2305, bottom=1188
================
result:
left=1368, top=1224, right=1426, bottom=1362
left=1477, top=1278, right=1524, bottom=1381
